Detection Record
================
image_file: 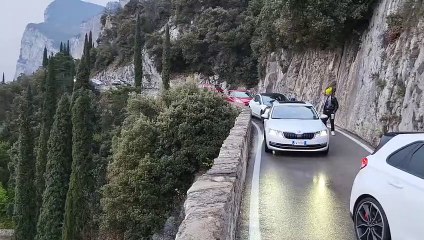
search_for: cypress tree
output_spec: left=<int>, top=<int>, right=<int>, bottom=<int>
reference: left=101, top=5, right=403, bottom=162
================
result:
left=67, top=40, right=71, bottom=56
left=35, top=57, right=58, bottom=216
left=162, top=24, right=171, bottom=91
left=1, top=72, right=5, bottom=84
left=62, top=89, right=94, bottom=240
left=134, top=15, right=143, bottom=91
left=42, top=47, right=48, bottom=68
left=74, top=35, right=90, bottom=90
left=36, top=95, right=72, bottom=240
left=88, top=31, right=93, bottom=51
left=14, top=85, right=37, bottom=240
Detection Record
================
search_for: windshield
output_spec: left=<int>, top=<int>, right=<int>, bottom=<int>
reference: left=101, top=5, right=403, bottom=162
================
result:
left=231, top=91, right=251, bottom=98
left=271, top=105, right=319, bottom=120
left=262, top=95, right=288, bottom=106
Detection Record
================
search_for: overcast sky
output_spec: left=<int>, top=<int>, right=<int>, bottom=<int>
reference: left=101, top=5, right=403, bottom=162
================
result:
left=0, top=0, right=110, bottom=82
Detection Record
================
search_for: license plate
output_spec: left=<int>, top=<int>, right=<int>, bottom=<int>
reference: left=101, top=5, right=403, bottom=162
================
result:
left=292, top=140, right=307, bottom=146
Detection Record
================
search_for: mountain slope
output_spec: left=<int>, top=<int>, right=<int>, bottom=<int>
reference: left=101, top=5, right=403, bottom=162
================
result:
left=15, top=0, right=104, bottom=79
left=260, top=0, right=424, bottom=145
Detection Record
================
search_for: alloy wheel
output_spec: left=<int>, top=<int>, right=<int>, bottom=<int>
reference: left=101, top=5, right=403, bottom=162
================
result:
left=355, top=201, right=385, bottom=240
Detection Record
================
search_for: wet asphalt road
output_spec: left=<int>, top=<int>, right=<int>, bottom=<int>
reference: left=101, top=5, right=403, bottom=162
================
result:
left=237, top=119, right=372, bottom=240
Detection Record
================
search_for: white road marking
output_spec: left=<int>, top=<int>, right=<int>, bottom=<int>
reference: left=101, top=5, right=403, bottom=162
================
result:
left=249, top=122, right=263, bottom=240
left=336, top=129, right=374, bottom=153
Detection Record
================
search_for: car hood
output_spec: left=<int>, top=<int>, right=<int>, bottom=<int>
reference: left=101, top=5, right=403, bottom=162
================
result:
left=266, top=119, right=326, bottom=133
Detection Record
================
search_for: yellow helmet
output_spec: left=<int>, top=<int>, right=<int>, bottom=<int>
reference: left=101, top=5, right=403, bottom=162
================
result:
left=325, top=87, right=333, bottom=96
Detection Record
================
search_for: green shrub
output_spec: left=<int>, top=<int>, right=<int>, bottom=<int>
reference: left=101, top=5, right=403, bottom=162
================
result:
left=101, top=84, right=238, bottom=239
left=253, top=0, right=376, bottom=51
left=94, top=44, right=118, bottom=73
left=0, top=142, right=10, bottom=186
left=0, top=183, right=13, bottom=229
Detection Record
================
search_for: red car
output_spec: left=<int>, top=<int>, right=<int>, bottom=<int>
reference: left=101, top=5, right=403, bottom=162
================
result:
left=226, top=90, right=253, bottom=106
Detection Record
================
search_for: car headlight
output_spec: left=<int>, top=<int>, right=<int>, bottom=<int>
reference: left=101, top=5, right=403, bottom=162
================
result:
left=316, top=130, right=328, bottom=137
left=269, top=129, right=284, bottom=137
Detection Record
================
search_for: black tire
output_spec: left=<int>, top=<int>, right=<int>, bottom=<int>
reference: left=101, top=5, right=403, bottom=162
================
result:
left=354, top=197, right=391, bottom=240
left=264, top=135, right=272, bottom=153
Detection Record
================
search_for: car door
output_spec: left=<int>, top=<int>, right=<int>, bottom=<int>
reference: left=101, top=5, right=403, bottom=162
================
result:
left=396, top=145, right=424, bottom=240
left=384, top=142, right=424, bottom=240
left=250, top=95, right=261, bottom=117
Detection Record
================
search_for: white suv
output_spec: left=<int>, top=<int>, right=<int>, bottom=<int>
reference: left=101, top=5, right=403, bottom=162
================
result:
left=262, top=101, right=329, bottom=154
left=350, top=133, right=424, bottom=240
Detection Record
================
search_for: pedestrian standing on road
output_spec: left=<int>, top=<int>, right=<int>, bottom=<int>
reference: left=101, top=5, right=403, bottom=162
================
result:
left=322, top=87, right=339, bottom=136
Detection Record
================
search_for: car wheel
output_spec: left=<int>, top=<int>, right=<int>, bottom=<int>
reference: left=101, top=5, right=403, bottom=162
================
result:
left=264, top=135, right=272, bottom=153
left=354, top=197, right=391, bottom=240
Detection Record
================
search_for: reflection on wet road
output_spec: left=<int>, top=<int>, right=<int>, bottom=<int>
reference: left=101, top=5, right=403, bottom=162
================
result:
left=237, top=120, right=371, bottom=240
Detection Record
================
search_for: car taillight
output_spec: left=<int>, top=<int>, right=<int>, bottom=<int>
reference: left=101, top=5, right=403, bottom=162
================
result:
left=360, top=157, right=368, bottom=169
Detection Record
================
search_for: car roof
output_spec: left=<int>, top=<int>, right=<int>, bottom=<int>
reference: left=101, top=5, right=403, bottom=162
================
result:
left=273, top=101, right=311, bottom=107
left=373, top=132, right=424, bottom=154
left=260, top=93, right=286, bottom=97
left=373, top=133, right=424, bottom=157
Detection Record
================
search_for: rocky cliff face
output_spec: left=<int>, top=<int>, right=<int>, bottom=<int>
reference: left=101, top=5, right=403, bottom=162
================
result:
left=260, top=0, right=424, bottom=145
left=69, top=15, right=103, bottom=60
left=15, top=0, right=104, bottom=79
left=91, top=50, right=161, bottom=93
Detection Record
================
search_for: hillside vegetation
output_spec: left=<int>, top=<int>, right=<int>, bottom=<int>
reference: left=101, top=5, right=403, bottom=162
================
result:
left=95, top=0, right=377, bottom=87
left=0, top=31, right=236, bottom=239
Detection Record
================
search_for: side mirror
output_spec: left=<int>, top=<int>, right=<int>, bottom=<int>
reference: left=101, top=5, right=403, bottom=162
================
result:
left=320, top=114, right=328, bottom=120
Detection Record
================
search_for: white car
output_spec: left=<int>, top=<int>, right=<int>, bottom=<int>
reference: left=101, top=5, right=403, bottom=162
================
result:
left=350, top=133, right=424, bottom=240
left=262, top=101, right=329, bottom=154
left=249, top=93, right=288, bottom=118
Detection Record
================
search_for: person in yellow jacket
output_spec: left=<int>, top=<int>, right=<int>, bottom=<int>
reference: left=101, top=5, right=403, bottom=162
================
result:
left=323, top=87, right=339, bottom=136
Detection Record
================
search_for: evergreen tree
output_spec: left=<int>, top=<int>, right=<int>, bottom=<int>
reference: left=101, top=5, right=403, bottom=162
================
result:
left=14, top=85, right=37, bottom=240
left=88, top=31, right=93, bottom=51
left=134, top=15, right=143, bottom=91
left=66, top=40, right=70, bottom=56
left=62, top=89, right=94, bottom=240
left=162, top=24, right=171, bottom=91
left=42, top=47, right=49, bottom=68
left=2, top=73, right=5, bottom=84
left=36, top=95, right=72, bottom=240
left=35, top=57, right=58, bottom=216
left=74, top=35, right=91, bottom=90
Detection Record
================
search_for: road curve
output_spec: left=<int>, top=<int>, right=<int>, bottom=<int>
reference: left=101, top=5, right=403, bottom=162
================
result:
left=237, top=119, right=372, bottom=240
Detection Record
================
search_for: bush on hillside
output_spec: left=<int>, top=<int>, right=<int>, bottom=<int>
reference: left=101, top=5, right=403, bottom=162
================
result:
left=252, top=0, right=377, bottom=54
left=179, top=7, right=257, bottom=86
left=96, top=0, right=172, bottom=71
left=101, top=85, right=238, bottom=239
left=0, top=182, right=12, bottom=228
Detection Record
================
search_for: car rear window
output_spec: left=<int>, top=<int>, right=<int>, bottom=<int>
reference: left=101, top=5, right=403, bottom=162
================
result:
left=231, top=92, right=251, bottom=98
left=262, top=95, right=287, bottom=106
left=271, top=106, right=319, bottom=120
left=406, top=146, right=424, bottom=179
left=387, top=142, right=421, bottom=169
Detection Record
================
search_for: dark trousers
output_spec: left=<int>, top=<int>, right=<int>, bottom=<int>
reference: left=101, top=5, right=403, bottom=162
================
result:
left=323, top=111, right=335, bottom=131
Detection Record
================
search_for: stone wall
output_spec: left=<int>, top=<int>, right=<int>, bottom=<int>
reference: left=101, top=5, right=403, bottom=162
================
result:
left=0, top=230, right=13, bottom=240
left=260, top=0, right=424, bottom=146
left=175, top=109, right=252, bottom=240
